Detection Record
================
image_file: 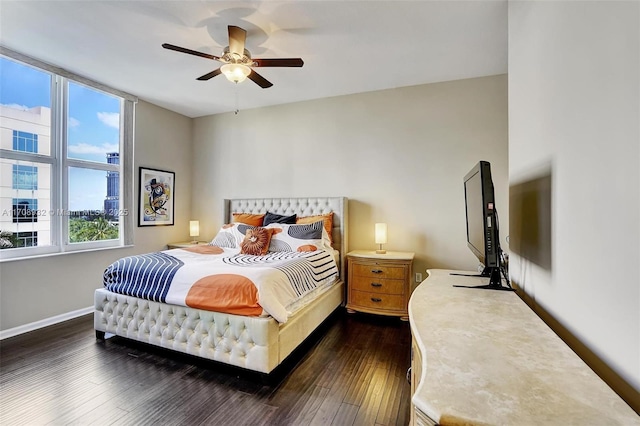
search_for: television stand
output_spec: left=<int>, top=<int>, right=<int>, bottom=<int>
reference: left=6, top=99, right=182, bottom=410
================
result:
left=408, top=269, right=639, bottom=425
left=451, top=268, right=515, bottom=291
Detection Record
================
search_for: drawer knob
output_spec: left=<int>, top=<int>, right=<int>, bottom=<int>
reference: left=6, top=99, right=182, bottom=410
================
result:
left=371, top=282, right=382, bottom=287
left=371, top=297, right=382, bottom=302
left=371, top=269, right=383, bottom=274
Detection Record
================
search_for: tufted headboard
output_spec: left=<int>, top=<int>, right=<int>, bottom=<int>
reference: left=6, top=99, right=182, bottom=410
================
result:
left=224, top=197, right=348, bottom=280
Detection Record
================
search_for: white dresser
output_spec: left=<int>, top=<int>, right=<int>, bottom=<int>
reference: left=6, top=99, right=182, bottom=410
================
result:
left=408, top=269, right=639, bottom=425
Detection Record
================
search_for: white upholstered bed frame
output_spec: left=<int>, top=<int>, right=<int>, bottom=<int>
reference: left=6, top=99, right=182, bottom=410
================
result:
left=94, top=197, right=348, bottom=374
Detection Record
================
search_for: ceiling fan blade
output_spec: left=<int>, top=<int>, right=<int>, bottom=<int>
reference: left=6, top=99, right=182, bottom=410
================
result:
left=162, top=43, right=222, bottom=62
left=252, top=58, right=304, bottom=67
left=228, top=25, right=246, bottom=57
left=247, top=70, right=273, bottom=88
left=196, top=68, right=222, bottom=81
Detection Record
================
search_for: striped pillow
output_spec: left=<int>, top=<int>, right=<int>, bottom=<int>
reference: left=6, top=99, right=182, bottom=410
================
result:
left=265, top=221, right=324, bottom=252
left=296, top=212, right=333, bottom=245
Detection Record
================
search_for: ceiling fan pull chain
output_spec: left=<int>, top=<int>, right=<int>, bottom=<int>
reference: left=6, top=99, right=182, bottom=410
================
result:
left=234, top=84, right=240, bottom=115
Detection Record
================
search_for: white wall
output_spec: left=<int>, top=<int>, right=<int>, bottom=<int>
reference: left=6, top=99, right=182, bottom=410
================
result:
left=509, top=0, right=639, bottom=406
left=191, top=75, right=508, bottom=287
left=0, top=100, right=193, bottom=332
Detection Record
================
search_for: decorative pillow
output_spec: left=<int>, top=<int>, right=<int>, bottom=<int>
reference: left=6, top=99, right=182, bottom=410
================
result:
left=240, top=227, right=274, bottom=256
left=265, top=221, right=324, bottom=252
left=210, top=223, right=253, bottom=248
left=263, top=211, right=297, bottom=225
left=297, top=212, right=334, bottom=245
left=232, top=213, right=265, bottom=227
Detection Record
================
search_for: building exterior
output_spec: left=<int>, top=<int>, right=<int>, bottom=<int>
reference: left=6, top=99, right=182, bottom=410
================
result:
left=104, top=152, right=119, bottom=220
left=0, top=105, right=51, bottom=248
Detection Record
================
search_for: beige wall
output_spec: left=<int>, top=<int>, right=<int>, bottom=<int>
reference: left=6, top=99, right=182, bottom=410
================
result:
left=191, top=75, right=509, bottom=285
left=0, top=76, right=508, bottom=333
left=509, top=1, right=639, bottom=409
left=0, top=100, right=193, bottom=332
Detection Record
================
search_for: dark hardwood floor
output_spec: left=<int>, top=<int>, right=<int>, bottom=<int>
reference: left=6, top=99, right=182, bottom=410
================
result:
left=0, top=308, right=411, bottom=426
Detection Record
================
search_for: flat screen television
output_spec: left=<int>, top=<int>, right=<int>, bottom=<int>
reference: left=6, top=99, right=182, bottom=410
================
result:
left=455, top=160, right=512, bottom=290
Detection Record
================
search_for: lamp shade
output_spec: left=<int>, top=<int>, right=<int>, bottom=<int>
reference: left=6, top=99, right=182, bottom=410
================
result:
left=221, top=63, right=251, bottom=83
left=375, top=223, right=388, bottom=244
left=189, top=220, right=200, bottom=238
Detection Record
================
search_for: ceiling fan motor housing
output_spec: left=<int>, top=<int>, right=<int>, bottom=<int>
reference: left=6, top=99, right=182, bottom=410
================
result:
left=222, top=46, right=253, bottom=65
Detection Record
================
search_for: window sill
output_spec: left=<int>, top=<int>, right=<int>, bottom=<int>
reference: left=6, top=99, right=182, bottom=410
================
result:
left=0, top=244, right=134, bottom=263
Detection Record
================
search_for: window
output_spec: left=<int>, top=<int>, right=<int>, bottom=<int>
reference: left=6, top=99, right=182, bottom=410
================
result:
left=12, top=198, right=38, bottom=223
left=0, top=49, right=136, bottom=259
left=15, top=231, right=37, bottom=248
left=13, top=131, right=39, bottom=153
left=12, top=164, right=38, bottom=190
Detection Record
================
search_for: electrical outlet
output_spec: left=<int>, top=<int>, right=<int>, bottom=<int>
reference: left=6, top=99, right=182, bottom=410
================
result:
left=415, top=272, right=423, bottom=283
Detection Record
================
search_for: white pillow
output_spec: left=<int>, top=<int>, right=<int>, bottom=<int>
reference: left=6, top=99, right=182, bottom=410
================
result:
left=210, top=223, right=255, bottom=248
left=321, top=225, right=333, bottom=250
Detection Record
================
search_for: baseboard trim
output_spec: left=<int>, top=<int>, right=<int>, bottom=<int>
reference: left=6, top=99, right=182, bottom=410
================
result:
left=0, top=306, right=93, bottom=340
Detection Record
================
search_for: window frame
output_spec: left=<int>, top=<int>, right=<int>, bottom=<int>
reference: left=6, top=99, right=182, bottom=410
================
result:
left=0, top=47, right=136, bottom=261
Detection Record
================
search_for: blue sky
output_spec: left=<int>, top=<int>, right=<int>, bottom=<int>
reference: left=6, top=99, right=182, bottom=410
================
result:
left=1, top=57, right=120, bottom=210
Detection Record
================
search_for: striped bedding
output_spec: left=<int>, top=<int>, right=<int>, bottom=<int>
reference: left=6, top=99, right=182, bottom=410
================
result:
left=103, top=245, right=339, bottom=323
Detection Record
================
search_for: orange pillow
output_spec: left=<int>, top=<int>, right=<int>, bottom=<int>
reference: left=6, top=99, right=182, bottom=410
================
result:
left=232, top=213, right=265, bottom=227
left=240, top=227, right=274, bottom=256
left=297, top=212, right=333, bottom=245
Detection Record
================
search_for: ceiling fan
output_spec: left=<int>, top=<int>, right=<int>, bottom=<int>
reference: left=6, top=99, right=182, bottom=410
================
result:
left=162, top=25, right=304, bottom=89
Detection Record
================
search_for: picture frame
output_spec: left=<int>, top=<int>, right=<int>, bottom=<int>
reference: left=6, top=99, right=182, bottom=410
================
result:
left=138, top=167, right=175, bottom=226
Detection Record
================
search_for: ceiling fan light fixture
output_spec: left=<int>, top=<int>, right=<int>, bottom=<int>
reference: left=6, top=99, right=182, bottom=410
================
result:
left=163, top=25, right=303, bottom=89
left=221, top=63, right=251, bottom=83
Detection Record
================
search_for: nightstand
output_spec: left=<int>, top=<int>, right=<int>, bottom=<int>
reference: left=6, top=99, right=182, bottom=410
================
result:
left=167, top=241, right=209, bottom=249
left=346, top=250, right=415, bottom=321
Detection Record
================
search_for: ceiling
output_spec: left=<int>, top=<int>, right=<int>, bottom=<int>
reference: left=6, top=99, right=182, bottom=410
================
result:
left=0, top=1, right=507, bottom=118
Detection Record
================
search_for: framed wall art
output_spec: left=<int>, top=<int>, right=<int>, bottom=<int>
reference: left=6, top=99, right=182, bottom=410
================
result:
left=138, top=167, right=175, bottom=226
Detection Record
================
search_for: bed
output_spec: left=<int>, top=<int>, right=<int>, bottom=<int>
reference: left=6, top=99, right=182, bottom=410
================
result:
left=94, top=197, right=348, bottom=374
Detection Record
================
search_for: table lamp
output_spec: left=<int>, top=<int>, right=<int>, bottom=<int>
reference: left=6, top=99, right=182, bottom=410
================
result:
left=189, top=220, right=200, bottom=244
left=375, top=223, right=387, bottom=254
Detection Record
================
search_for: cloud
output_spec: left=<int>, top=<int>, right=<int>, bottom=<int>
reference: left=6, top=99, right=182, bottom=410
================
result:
left=68, top=117, right=80, bottom=128
left=97, top=112, right=120, bottom=129
left=1, top=103, right=30, bottom=111
left=68, top=142, right=119, bottom=155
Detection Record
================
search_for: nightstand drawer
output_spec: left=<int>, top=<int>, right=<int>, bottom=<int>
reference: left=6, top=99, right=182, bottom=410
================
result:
left=346, top=250, right=414, bottom=319
left=351, top=263, right=406, bottom=280
left=349, top=276, right=405, bottom=295
left=350, top=290, right=405, bottom=311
